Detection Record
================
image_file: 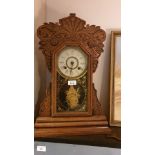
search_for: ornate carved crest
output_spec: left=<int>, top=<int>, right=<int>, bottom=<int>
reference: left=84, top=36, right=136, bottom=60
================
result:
left=37, top=13, right=106, bottom=72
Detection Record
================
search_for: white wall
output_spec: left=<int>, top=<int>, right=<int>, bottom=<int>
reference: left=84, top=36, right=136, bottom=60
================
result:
left=45, top=0, right=121, bottom=116
left=34, top=0, right=46, bottom=106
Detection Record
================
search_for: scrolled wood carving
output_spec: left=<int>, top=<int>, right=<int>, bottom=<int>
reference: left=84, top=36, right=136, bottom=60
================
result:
left=37, top=13, right=106, bottom=72
left=92, top=83, right=104, bottom=115
left=39, top=85, right=51, bottom=116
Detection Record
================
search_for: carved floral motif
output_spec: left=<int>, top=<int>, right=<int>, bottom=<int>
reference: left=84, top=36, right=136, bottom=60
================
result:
left=37, top=13, right=106, bottom=72
left=39, top=85, right=51, bottom=116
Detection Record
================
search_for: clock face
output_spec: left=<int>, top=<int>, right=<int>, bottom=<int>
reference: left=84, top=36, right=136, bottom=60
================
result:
left=57, top=46, right=88, bottom=78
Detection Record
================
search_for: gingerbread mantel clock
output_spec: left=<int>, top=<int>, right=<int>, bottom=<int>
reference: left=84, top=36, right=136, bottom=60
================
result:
left=35, top=13, right=111, bottom=138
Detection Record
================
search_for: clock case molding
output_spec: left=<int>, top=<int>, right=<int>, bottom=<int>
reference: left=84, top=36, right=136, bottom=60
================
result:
left=53, top=43, right=92, bottom=117
left=35, top=13, right=111, bottom=138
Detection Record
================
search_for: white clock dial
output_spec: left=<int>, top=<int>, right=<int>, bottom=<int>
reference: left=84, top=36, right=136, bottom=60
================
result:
left=57, top=46, right=88, bottom=78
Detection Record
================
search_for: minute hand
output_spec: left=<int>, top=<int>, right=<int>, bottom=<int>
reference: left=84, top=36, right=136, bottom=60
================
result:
left=69, top=61, right=74, bottom=75
left=70, top=67, right=73, bottom=75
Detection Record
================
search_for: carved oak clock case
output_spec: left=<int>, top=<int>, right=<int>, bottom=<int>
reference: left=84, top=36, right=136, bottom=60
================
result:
left=34, top=14, right=111, bottom=138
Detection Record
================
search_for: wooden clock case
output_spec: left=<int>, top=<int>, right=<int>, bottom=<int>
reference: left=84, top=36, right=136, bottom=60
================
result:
left=34, top=13, right=111, bottom=138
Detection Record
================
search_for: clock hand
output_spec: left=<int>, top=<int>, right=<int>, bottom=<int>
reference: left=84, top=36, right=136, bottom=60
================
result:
left=70, top=65, right=73, bottom=75
left=70, top=61, right=74, bottom=75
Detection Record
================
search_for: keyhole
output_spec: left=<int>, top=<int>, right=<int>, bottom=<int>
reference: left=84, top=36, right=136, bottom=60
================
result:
left=78, top=67, right=81, bottom=70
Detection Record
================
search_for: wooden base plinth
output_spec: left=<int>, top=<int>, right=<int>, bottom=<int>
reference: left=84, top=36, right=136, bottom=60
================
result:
left=35, top=126, right=111, bottom=138
left=34, top=116, right=111, bottom=138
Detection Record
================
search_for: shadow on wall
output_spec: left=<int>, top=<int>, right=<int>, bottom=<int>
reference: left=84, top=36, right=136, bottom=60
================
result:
left=34, top=7, right=47, bottom=119
left=99, top=29, right=111, bottom=119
